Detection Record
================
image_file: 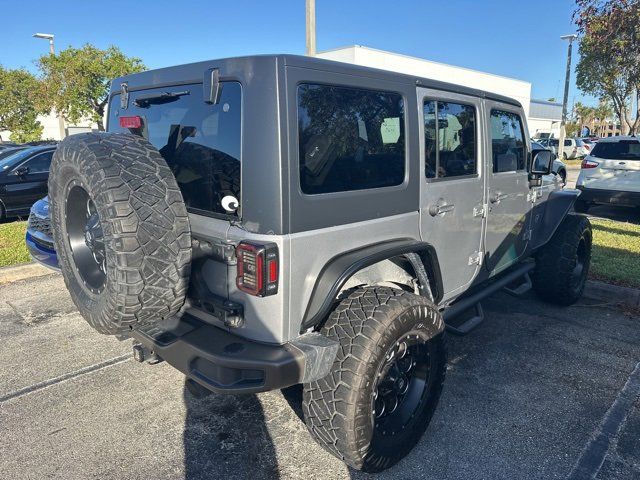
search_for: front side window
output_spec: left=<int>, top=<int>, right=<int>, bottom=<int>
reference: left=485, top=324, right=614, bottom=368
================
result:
left=490, top=110, right=526, bottom=172
left=20, top=151, right=53, bottom=174
left=108, top=82, right=242, bottom=217
left=424, top=100, right=477, bottom=179
left=297, top=84, right=405, bottom=194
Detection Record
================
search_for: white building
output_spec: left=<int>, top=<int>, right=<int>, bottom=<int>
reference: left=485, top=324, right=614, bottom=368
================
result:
left=0, top=110, right=97, bottom=143
left=317, top=46, right=561, bottom=138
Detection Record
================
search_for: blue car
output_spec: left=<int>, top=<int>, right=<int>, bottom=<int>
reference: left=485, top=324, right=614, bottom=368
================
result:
left=25, top=196, right=59, bottom=270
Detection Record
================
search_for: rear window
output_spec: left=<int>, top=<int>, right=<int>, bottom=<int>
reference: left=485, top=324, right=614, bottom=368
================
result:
left=591, top=140, right=640, bottom=160
left=108, top=82, right=241, bottom=217
left=297, top=84, right=405, bottom=194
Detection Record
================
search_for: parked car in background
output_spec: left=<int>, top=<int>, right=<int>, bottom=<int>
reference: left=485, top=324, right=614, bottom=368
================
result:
left=0, top=145, right=56, bottom=220
left=25, top=196, right=58, bottom=270
left=532, top=141, right=567, bottom=185
left=548, top=137, right=590, bottom=160
left=0, top=146, right=28, bottom=161
left=575, top=136, right=640, bottom=213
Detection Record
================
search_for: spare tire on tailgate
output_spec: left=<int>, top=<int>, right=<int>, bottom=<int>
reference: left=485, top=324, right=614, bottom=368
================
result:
left=49, top=132, right=191, bottom=335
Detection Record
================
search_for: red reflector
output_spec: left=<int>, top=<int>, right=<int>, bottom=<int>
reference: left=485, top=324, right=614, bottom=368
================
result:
left=119, top=116, right=142, bottom=129
left=268, top=259, right=278, bottom=283
left=581, top=158, right=599, bottom=169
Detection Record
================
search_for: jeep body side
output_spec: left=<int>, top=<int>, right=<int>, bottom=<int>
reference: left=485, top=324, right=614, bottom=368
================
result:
left=105, top=55, right=563, bottom=343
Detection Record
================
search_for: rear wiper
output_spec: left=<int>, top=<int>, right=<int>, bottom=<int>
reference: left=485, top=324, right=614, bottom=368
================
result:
left=134, top=90, right=190, bottom=107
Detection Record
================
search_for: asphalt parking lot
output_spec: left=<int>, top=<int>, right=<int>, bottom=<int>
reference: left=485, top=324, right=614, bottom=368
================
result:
left=1, top=272, right=638, bottom=480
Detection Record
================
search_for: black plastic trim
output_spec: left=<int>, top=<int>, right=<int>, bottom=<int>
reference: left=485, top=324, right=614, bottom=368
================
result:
left=530, top=189, right=580, bottom=251
left=300, top=239, right=443, bottom=332
left=576, top=185, right=640, bottom=206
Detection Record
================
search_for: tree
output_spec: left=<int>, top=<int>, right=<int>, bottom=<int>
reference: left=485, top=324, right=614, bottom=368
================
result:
left=39, top=44, right=145, bottom=131
left=566, top=121, right=581, bottom=137
left=0, top=66, right=46, bottom=142
left=574, top=0, right=640, bottom=135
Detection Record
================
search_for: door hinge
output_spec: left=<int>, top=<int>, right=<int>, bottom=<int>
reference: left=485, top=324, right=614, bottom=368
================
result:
left=468, top=251, right=484, bottom=266
left=120, top=82, right=129, bottom=109
left=526, top=191, right=537, bottom=203
left=473, top=204, right=488, bottom=218
left=523, top=229, right=533, bottom=241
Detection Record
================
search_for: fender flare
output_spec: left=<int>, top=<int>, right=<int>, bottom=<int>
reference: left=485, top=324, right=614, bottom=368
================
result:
left=530, top=189, right=580, bottom=251
left=300, top=239, right=443, bottom=332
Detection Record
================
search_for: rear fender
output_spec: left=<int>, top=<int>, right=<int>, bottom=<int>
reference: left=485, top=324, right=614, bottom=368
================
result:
left=300, top=239, right=443, bottom=332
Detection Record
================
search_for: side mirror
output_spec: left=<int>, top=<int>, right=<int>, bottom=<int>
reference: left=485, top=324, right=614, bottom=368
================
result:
left=14, top=166, right=29, bottom=177
left=531, top=149, right=553, bottom=176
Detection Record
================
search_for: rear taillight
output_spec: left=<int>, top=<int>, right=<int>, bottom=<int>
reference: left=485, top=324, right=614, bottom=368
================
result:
left=581, top=158, right=599, bottom=169
left=119, top=115, right=143, bottom=129
left=236, top=241, right=279, bottom=297
left=584, top=144, right=591, bottom=152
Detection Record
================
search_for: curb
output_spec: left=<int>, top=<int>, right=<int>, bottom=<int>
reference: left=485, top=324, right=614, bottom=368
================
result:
left=584, top=280, right=640, bottom=309
left=0, top=262, right=59, bottom=286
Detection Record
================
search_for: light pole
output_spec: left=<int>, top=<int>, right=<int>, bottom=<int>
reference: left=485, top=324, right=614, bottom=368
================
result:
left=306, top=0, right=316, bottom=56
left=558, top=34, right=577, bottom=158
left=33, top=32, right=66, bottom=140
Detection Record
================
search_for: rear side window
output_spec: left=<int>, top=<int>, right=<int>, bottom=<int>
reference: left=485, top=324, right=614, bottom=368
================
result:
left=297, top=84, right=405, bottom=194
left=591, top=140, right=640, bottom=160
left=490, top=110, right=526, bottom=172
left=424, top=100, right=477, bottom=179
left=108, top=82, right=241, bottom=217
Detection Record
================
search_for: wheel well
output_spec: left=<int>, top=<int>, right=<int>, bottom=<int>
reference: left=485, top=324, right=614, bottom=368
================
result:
left=300, top=241, right=443, bottom=333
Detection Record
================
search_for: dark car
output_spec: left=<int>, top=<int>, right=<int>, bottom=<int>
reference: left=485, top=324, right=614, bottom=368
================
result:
left=0, top=146, right=28, bottom=161
left=0, top=145, right=55, bottom=220
left=25, top=196, right=59, bottom=270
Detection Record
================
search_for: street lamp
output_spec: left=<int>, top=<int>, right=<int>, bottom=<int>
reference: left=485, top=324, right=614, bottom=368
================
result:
left=33, top=32, right=65, bottom=139
left=558, top=34, right=578, bottom=157
left=33, top=33, right=55, bottom=55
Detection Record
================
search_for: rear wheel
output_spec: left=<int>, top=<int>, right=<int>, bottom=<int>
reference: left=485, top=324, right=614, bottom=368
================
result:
left=302, top=287, right=446, bottom=472
left=532, top=214, right=592, bottom=306
left=49, top=132, right=192, bottom=334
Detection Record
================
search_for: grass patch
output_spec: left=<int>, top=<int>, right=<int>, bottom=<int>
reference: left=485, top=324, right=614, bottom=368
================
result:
left=590, top=218, right=640, bottom=288
left=0, top=221, right=30, bottom=268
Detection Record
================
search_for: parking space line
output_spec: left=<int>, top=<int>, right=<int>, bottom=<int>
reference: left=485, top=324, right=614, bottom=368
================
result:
left=567, top=361, right=640, bottom=480
left=0, top=354, right=131, bottom=403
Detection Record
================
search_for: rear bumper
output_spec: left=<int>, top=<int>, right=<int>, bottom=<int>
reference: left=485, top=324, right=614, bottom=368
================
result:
left=577, top=186, right=640, bottom=207
left=130, top=313, right=338, bottom=395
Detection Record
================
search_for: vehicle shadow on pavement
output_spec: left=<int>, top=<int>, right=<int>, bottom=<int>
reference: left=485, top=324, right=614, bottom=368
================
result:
left=182, top=382, right=280, bottom=480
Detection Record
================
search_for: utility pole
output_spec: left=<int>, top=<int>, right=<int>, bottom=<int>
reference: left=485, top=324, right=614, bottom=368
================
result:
left=306, top=0, right=316, bottom=56
left=558, top=34, right=577, bottom=157
left=33, top=33, right=66, bottom=140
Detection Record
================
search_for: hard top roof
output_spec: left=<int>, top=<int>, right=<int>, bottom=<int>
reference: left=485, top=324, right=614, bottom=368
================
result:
left=111, top=54, right=522, bottom=108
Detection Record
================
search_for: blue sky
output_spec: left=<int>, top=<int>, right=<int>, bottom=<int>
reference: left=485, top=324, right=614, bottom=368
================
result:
left=0, top=0, right=591, bottom=104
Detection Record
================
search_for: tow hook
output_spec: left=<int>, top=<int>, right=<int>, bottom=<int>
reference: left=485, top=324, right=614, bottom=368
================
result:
left=132, top=343, right=163, bottom=365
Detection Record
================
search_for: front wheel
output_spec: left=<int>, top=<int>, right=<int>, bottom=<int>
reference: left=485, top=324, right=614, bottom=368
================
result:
left=303, top=287, right=446, bottom=472
left=532, top=214, right=592, bottom=306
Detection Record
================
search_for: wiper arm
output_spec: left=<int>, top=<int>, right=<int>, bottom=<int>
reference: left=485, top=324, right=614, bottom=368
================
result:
left=134, top=90, right=190, bottom=107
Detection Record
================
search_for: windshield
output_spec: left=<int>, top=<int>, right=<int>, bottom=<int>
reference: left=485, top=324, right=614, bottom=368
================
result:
left=0, top=148, right=36, bottom=171
left=108, top=82, right=242, bottom=217
left=591, top=140, right=640, bottom=160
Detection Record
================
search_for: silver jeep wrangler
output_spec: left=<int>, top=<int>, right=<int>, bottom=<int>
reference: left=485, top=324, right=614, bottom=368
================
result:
left=48, top=55, right=592, bottom=472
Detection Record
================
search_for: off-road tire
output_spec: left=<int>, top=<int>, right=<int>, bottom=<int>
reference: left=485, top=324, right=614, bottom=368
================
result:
left=302, top=287, right=446, bottom=472
left=49, top=132, right=191, bottom=335
left=532, top=214, right=592, bottom=306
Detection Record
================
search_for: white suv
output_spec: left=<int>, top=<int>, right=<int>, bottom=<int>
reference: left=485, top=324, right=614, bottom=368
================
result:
left=575, top=136, right=640, bottom=212
left=548, top=137, right=590, bottom=160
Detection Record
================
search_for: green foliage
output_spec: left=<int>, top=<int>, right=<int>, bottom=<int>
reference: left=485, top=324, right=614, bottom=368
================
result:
left=574, top=0, right=640, bottom=134
left=39, top=44, right=145, bottom=130
left=0, top=221, right=30, bottom=267
left=0, top=66, right=46, bottom=142
left=565, top=121, right=580, bottom=137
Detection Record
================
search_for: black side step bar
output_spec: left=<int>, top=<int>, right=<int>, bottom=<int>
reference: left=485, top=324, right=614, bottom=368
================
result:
left=442, top=262, right=535, bottom=335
